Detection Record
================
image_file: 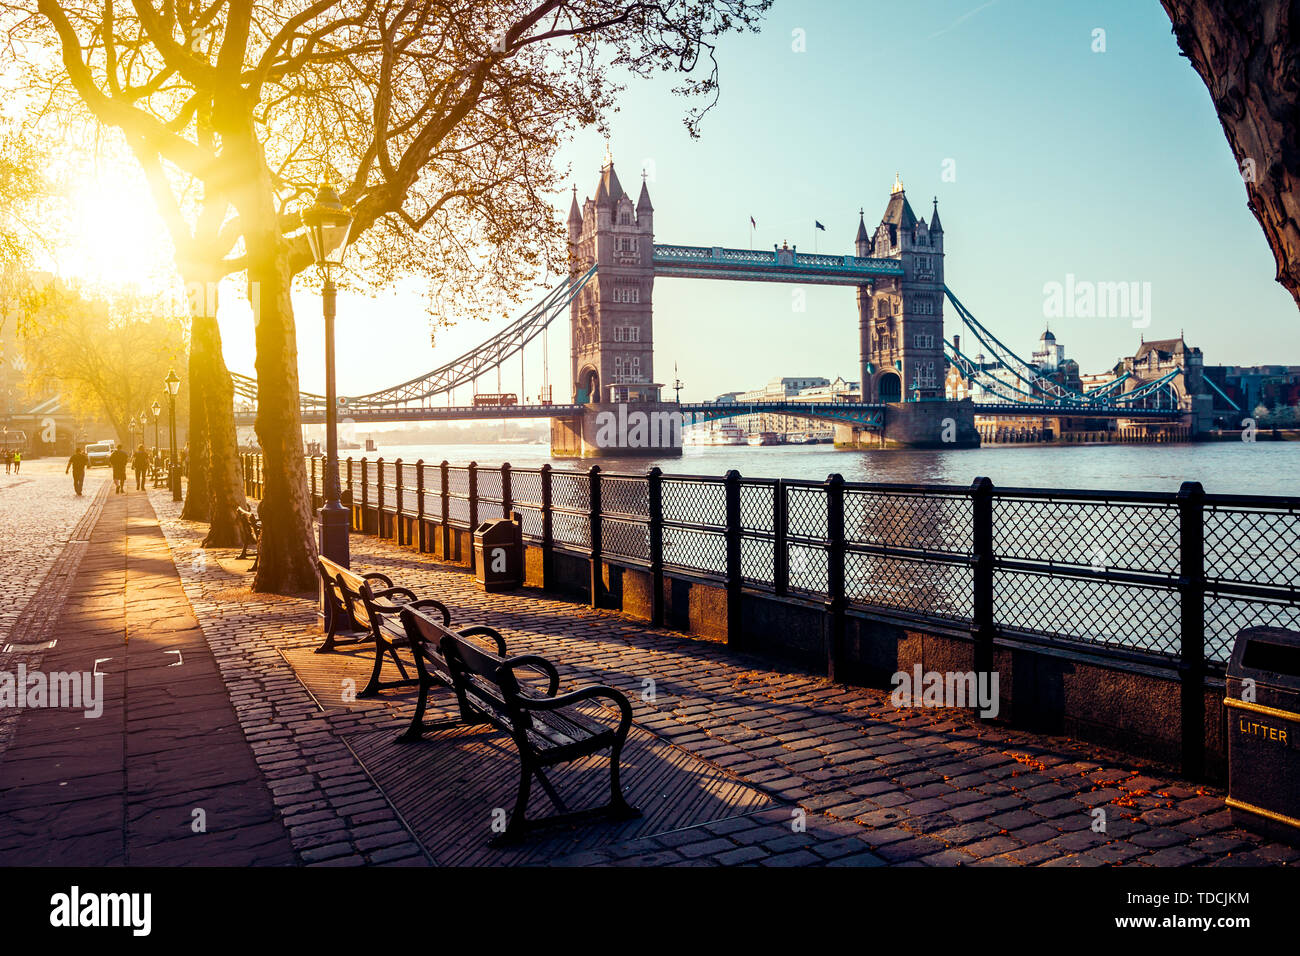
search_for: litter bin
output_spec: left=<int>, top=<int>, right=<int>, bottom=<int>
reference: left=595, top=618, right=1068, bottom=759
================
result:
left=1225, top=626, right=1300, bottom=844
left=474, top=512, right=524, bottom=592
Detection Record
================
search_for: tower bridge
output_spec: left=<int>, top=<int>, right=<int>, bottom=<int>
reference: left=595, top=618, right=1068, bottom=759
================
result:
left=232, top=155, right=1201, bottom=455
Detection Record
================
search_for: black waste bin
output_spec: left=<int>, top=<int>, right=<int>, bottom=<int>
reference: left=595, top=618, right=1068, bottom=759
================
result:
left=1225, top=626, right=1300, bottom=844
left=474, top=512, right=524, bottom=592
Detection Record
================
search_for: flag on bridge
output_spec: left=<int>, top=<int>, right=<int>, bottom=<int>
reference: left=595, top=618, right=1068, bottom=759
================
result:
left=750, top=216, right=757, bottom=228
left=815, top=221, right=825, bottom=231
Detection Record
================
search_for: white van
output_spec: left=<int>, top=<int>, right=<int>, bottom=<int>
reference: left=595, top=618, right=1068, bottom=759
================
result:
left=85, top=441, right=113, bottom=466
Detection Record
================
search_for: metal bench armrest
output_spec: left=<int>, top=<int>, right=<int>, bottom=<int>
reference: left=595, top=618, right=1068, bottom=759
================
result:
left=519, top=685, right=633, bottom=735
left=362, top=572, right=394, bottom=588
left=408, top=599, right=451, bottom=625
left=456, top=625, right=507, bottom=656
left=500, top=654, right=560, bottom=697
left=365, top=586, right=419, bottom=613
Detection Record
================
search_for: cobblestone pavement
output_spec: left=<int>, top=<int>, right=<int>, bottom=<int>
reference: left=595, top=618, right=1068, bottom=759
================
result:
left=0, top=460, right=109, bottom=645
left=0, top=460, right=112, bottom=755
left=146, top=492, right=1297, bottom=868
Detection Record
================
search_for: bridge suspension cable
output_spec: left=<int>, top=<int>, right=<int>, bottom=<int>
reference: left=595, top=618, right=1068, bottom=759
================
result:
left=231, top=265, right=596, bottom=412
left=942, top=286, right=1179, bottom=408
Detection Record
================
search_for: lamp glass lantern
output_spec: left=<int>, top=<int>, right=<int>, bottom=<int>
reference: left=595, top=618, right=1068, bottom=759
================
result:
left=164, top=369, right=181, bottom=396
left=301, top=184, right=354, bottom=276
left=151, top=401, right=161, bottom=419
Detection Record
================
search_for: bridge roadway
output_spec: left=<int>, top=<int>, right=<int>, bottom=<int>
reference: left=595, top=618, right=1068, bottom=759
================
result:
left=232, top=400, right=1186, bottom=427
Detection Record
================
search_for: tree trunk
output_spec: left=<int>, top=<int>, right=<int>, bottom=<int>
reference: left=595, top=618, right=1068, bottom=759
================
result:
left=246, top=240, right=318, bottom=594
left=181, top=336, right=212, bottom=522
left=190, top=308, right=247, bottom=547
left=1161, top=1, right=1300, bottom=310
left=216, top=107, right=318, bottom=595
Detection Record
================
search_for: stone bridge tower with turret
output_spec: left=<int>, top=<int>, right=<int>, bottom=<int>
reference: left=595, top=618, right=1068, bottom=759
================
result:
left=554, top=155, right=679, bottom=457
left=856, top=176, right=946, bottom=404
left=567, top=156, right=657, bottom=405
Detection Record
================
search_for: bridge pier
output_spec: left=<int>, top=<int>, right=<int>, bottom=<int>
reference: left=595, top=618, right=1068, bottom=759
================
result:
left=834, top=399, right=980, bottom=450
left=550, top=403, right=685, bottom=458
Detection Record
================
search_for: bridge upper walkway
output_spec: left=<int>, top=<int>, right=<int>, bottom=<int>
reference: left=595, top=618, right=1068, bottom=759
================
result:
left=652, top=244, right=903, bottom=284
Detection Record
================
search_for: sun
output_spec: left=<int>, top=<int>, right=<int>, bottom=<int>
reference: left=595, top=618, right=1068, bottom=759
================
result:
left=59, top=166, right=176, bottom=286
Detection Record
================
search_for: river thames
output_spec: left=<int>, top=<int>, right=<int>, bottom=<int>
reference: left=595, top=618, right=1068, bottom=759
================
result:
left=338, top=439, right=1300, bottom=496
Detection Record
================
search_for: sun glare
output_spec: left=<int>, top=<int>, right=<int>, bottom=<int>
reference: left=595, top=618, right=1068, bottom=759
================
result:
left=59, top=170, right=175, bottom=285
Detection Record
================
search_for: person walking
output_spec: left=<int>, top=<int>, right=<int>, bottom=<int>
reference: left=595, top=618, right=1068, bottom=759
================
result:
left=132, top=444, right=150, bottom=491
left=109, top=444, right=128, bottom=494
left=12, top=449, right=20, bottom=474
left=66, top=446, right=89, bottom=496
left=3, top=450, right=9, bottom=475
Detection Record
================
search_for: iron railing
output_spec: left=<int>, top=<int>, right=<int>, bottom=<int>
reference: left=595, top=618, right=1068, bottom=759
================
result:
left=244, top=454, right=1300, bottom=669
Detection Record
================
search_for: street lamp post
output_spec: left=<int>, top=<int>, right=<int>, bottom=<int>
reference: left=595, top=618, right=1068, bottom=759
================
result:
left=138, top=413, right=149, bottom=488
left=302, top=182, right=355, bottom=566
left=151, top=401, right=161, bottom=486
left=165, top=369, right=181, bottom=501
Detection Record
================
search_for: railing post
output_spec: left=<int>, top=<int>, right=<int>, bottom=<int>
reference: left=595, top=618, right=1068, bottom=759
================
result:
left=415, top=459, right=426, bottom=553
left=501, top=462, right=512, bottom=518
left=774, top=479, right=789, bottom=595
left=394, top=457, right=404, bottom=545
left=376, top=457, right=386, bottom=538
left=346, top=458, right=355, bottom=529
left=360, top=457, right=369, bottom=534
left=1178, top=480, right=1207, bottom=780
left=310, top=455, right=318, bottom=508
left=468, top=461, right=479, bottom=569
left=725, top=470, right=744, bottom=646
left=648, top=467, right=665, bottom=627
left=824, top=473, right=846, bottom=680
left=971, top=477, right=996, bottom=687
left=541, top=464, right=554, bottom=587
left=440, top=460, right=451, bottom=559
left=588, top=465, right=602, bottom=608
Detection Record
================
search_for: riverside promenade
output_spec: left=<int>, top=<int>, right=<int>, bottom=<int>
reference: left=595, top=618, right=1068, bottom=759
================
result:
left=0, top=461, right=1295, bottom=866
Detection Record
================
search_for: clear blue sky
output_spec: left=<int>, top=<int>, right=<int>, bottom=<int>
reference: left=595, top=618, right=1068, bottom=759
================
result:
left=238, top=0, right=1299, bottom=405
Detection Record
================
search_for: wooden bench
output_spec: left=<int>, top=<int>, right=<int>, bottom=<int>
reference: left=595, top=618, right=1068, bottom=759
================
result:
left=318, top=557, right=452, bottom=698
left=440, top=629, right=640, bottom=844
left=398, top=605, right=519, bottom=742
left=236, top=506, right=261, bottom=568
left=317, top=556, right=390, bottom=651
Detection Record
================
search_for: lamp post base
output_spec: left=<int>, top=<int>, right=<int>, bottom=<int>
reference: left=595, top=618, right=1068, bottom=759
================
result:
left=319, top=504, right=350, bottom=567
left=171, top=466, right=182, bottom=502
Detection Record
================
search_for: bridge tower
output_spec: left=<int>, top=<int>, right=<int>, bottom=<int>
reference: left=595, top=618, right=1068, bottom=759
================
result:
left=856, top=177, right=946, bottom=403
left=554, top=155, right=679, bottom=456
left=567, top=155, right=658, bottom=405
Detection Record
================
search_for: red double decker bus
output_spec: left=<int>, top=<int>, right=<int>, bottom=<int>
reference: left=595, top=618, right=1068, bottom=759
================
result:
left=472, top=393, right=518, bottom=407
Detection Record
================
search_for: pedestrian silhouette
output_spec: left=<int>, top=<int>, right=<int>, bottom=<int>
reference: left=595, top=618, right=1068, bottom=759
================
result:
left=109, top=445, right=128, bottom=494
left=67, top=447, right=89, bottom=496
left=132, top=444, right=150, bottom=491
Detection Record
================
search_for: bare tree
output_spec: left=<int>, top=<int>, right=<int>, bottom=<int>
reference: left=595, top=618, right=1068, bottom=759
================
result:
left=4, top=0, right=770, bottom=592
left=1162, top=1, right=1300, bottom=311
